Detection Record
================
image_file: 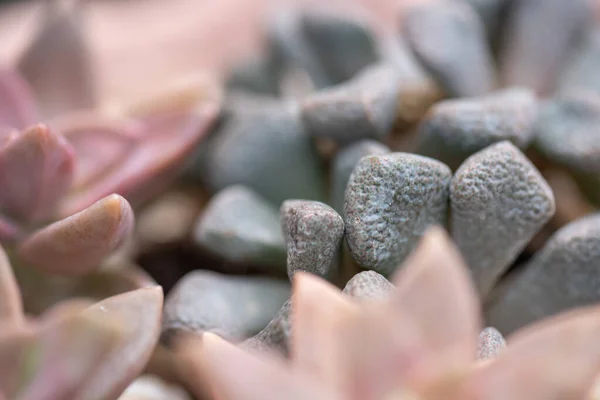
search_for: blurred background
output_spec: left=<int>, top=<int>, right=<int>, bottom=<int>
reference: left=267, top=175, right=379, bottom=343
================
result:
left=0, top=0, right=461, bottom=107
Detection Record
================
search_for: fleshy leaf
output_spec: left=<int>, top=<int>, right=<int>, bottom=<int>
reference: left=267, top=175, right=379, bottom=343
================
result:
left=71, top=286, right=164, bottom=400
left=392, top=226, right=481, bottom=386
left=333, top=228, right=480, bottom=400
left=38, top=298, right=94, bottom=325
left=0, top=69, right=37, bottom=131
left=16, top=262, right=156, bottom=316
left=0, top=245, right=23, bottom=323
left=61, top=103, right=218, bottom=216
left=18, top=0, right=95, bottom=118
left=292, top=272, right=359, bottom=391
left=16, top=305, right=124, bottom=400
left=0, top=327, right=35, bottom=398
left=462, top=305, right=600, bottom=400
left=0, top=124, right=75, bottom=223
left=200, top=333, right=337, bottom=400
left=50, top=112, right=139, bottom=190
left=18, top=194, right=134, bottom=275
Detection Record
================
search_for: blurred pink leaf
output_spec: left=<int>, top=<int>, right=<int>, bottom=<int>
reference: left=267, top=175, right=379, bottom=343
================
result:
left=0, top=326, right=35, bottom=398
left=0, top=124, right=75, bottom=223
left=462, top=305, right=600, bottom=400
left=71, top=286, right=164, bottom=400
left=50, top=111, right=139, bottom=190
left=18, top=194, right=134, bottom=276
left=200, top=333, right=338, bottom=400
left=38, top=298, right=94, bottom=325
left=17, top=0, right=95, bottom=119
left=16, top=305, right=124, bottom=400
left=4, top=287, right=163, bottom=400
left=0, top=69, right=37, bottom=132
left=292, top=272, right=359, bottom=392
left=0, top=245, right=22, bottom=324
left=392, top=226, right=481, bottom=389
left=15, top=262, right=156, bottom=316
left=61, top=103, right=219, bottom=216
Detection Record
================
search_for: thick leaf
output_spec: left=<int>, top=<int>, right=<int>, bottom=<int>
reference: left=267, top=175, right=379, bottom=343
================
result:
left=200, top=333, right=337, bottom=400
left=0, top=124, right=75, bottom=223
left=61, top=103, right=219, bottom=216
left=292, top=272, right=359, bottom=392
left=38, top=298, right=94, bottom=325
left=0, top=69, right=37, bottom=131
left=71, top=286, right=164, bottom=400
left=16, top=306, right=124, bottom=400
left=15, top=262, right=156, bottom=316
left=461, top=305, right=600, bottom=400
left=17, top=0, right=95, bottom=118
left=392, top=226, right=481, bottom=388
left=0, top=245, right=22, bottom=323
left=18, top=194, right=134, bottom=275
left=332, top=227, right=480, bottom=400
left=50, top=112, right=139, bottom=190
left=0, top=327, right=35, bottom=398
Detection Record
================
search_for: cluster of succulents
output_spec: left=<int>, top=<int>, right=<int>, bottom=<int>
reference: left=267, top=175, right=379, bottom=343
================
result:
left=4, top=0, right=600, bottom=398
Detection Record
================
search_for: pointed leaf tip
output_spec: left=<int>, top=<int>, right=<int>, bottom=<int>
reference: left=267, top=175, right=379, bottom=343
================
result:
left=18, top=194, right=134, bottom=275
left=0, top=123, right=75, bottom=223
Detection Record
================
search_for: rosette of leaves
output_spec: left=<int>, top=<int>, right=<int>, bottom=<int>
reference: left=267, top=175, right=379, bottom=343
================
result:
left=181, top=228, right=600, bottom=400
left=0, top=0, right=218, bottom=313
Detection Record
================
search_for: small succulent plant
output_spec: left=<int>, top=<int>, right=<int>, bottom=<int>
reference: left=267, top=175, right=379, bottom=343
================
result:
left=0, top=243, right=164, bottom=399
left=3, top=0, right=600, bottom=398
left=0, top=0, right=217, bottom=317
left=183, top=228, right=600, bottom=400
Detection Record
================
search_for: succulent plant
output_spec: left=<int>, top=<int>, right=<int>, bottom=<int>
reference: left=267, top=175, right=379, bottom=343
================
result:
left=0, top=243, right=164, bottom=399
left=184, top=228, right=600, bottom=400
left=0, top=0, right=217, bottom=317
left=3, top=0, right=600, bottom=398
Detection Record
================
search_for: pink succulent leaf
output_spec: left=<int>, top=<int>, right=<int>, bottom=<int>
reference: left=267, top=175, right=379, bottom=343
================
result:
left=0, top=245, right=23, bottom=324
left=200, top=333, right=339, bottom=400
left=326, top=228, right=479, bottom=400
left=0, top=326, right=36, bottom=399
left=291, top=272, right=360, bottom=393
left=391, top=226, right=481, bottom=389
left=17, top=194, right=134, bottom=276
left=16, top=305, right=124, bottom=400
left=0, top=124, right=75, bottom=224
left=334, top=295, right=428, bottom=400
left=49, top=111, right=140, bottom=190
left=38, top=298, right=94, bottom=325
left=70, top=286, right=164, bottom=400
left=462, top=305, right=600, bottom=400
left=0, top=69, right=37, bottom=132
left=17, top=0, right=95, bottom=119
left=60, top=103, right=219, bottom=217
left=16, top=262, right=156, bottom=316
